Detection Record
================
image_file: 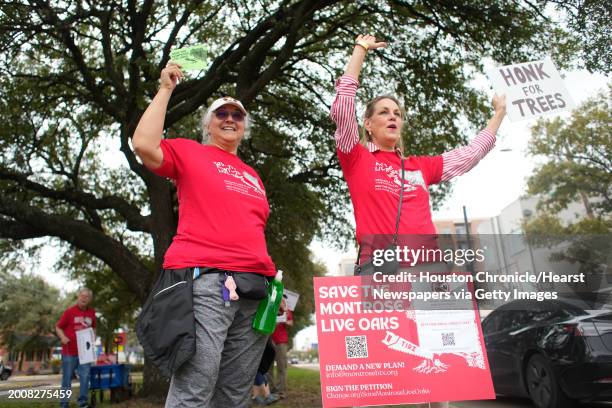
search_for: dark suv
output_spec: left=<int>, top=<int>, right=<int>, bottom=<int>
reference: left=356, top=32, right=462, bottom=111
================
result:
left=482, top=298, right=612, bottom=408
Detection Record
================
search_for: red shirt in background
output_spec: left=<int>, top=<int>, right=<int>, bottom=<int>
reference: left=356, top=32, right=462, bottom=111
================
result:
left=272, top=310, right=293, bottom=345
left=148, top=139, right=276, bottom=275
left=56, top=305, right=96, bottom=356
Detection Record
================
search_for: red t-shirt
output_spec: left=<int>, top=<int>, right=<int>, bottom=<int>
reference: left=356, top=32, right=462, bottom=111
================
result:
left=149, top=139, right=276, bottom=275
left=338, top=144, right=443, bottom=242
left=56, top=305, right=96, bottom=356
left=271, top=310, right=293, bottom=344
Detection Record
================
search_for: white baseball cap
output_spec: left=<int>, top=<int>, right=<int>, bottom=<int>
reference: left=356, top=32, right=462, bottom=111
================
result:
left=208, top=96, right=247, bottom=115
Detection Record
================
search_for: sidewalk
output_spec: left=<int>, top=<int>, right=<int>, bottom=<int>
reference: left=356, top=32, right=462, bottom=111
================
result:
left=2, top=373, right=61, bottom=382
left=0, top=373, right=70, bottom=392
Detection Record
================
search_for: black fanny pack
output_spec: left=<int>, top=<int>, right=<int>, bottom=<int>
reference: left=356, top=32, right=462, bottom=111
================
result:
left=200, top=267, right=269, bottom=300
left=233, top=272, right=269, bottom=300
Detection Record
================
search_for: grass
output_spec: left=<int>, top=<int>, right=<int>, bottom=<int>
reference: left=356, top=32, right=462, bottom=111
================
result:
left=275, top=366, right=323, bottom=408
left=0, top=367, right=432, bottom=408
left=276, top=367, right=430, bottom=408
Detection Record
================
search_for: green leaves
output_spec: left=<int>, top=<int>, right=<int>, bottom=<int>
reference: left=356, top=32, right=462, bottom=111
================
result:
left=523, top=86, right=611, bottom=282
left=0, top=0, right=595, bottom=345
left=0, top=271, right=66, bottom=356
left=559, top=0, right=611, bottom=74
left=527, top=87, right=612, bottom=217
left=0, top=0, right=595, bottom=391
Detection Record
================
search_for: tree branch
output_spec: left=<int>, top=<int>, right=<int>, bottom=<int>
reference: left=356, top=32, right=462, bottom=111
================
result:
left=0, top=168, right=152, bottom=233
left=288, top=154, right=338, bottom=183
left=33, top=0, right=123, bottom=119
left=165, top=0, right=342, bottom=123
left=0, top=196, right=152, bottom=301
left=157, top=0, right=219, bottom=70
left=0, top=220, right=45, bottom=240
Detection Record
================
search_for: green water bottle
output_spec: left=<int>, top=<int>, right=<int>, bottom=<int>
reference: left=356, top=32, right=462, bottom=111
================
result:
left=253, top=270, right=284, bottom=335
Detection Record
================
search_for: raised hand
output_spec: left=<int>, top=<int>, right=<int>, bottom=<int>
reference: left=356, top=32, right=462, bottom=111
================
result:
left=159, top=61, right=184, bottom=91
left=484, top=94, right=507, bottom=134
left=492, top=94, right=507, bottom=116
left=355, top=34, right=387, bottom=51
left=132, top=61, right=183, bottom=169
left=345, top=35, right=387, bottom=80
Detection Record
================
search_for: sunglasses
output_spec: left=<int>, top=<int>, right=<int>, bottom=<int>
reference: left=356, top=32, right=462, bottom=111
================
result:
left=214, top=109, right=245, bottom=122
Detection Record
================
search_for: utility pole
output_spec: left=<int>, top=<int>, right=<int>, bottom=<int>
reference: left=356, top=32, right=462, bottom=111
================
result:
left=463, top=206, right=474, bottom=276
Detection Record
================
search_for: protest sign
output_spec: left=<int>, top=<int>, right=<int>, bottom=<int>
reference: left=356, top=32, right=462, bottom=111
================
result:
left=76, top=327, right=96, bottom=365
left=486, top=57, right=575, bottom=122
left=314, top=275, right=494, bottom=407
left=170, top=44, right=208, bottom=71
left=284, top=289, right=300, bottom=311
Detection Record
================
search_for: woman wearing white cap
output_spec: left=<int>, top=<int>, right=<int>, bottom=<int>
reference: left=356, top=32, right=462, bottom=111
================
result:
left=331, top=35, right=507, bottom=408
left=133, top=62, right=276, bottom=407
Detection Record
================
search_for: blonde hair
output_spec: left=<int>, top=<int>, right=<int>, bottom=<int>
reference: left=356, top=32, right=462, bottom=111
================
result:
left=360, top=95, right=405, bottom=155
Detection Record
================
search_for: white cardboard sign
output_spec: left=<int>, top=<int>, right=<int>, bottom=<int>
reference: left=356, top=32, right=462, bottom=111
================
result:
left=276, top=311, right=287, bottom=323
left=486, top=57, right=575, bottom=122
left=76, top=328, right=96, bottom=365
left=283, top=289, right=299, bottom=311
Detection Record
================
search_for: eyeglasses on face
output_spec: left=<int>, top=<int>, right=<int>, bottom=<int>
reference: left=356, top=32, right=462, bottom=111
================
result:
left=214, top=109, right=245, bottom=122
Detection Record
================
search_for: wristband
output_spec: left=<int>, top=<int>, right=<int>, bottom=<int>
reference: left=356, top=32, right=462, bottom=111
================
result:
left=355, top=40, right=369, bottom=51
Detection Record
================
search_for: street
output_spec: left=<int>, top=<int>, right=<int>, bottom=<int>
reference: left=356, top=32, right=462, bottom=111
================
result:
left=454, top=398, right=612, bottom=407
left=0, top=373, right=77, bottom=400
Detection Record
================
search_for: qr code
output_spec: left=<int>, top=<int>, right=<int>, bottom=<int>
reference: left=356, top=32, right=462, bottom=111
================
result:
left=345, top=335, right=368, bottom=359
left=441, top=332, right=455, bottom=347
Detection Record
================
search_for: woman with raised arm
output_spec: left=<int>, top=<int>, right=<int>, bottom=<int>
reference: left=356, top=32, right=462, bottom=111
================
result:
left=330, top=35, right=507, bottom=408
left=132, top=62, right=276, bottom=408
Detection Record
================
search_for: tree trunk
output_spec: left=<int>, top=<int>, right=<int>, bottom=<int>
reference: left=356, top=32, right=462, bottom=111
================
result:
left=141, top=356, right=170, bottom=400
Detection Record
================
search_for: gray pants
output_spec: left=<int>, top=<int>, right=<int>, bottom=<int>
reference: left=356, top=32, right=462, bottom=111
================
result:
left=270, top=342, right=288, bottom=397
left=165, top=273, right=268, bottom=408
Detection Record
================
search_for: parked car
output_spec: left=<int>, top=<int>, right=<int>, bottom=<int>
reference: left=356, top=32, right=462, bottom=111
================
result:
left=0, top=361, right=12, bottom=381
left=289, top=357, right=299, bottom=365
left=482, top=298, right=612, bottom=408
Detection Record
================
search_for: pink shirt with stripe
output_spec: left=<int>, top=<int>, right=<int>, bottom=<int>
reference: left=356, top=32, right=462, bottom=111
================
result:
left=330, top=75, right=496, bottom=243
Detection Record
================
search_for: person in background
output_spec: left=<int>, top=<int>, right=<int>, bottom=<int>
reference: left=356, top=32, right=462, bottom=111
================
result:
left=56, top=287, right=96, bottom=408
left=269, top=295, right=293, bottom=399
left=252, top=340, right=280, bottom=406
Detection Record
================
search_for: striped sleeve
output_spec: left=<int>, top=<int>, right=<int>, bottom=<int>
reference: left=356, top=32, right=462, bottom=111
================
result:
left=441, top=128, right=496, bottom=181
left=330, top=75, right=360, bottom=154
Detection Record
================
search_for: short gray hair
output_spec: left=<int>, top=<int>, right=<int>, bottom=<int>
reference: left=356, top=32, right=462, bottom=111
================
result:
left=201, top=104, right=251, bottom=143
left=78, top=287, right=93, bottom=297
